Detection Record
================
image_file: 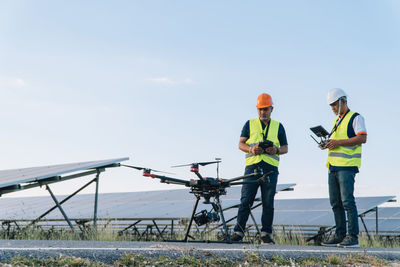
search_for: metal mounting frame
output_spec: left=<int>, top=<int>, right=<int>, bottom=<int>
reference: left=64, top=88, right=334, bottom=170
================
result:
left=0, top=158, right=128, bottom=234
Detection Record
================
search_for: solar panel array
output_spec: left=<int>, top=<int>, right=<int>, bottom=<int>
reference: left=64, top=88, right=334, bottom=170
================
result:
left=0, top=186, right=395, bottom=233
left=0, top=184, right=296, bottom=220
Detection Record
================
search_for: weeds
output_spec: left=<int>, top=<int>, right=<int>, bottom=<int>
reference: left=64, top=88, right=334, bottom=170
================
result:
left=5, top=255, right=106, bottom=267
left=273, top=229, right=308, bottom=246
left=345, top=253, right=390, bottom=266
left=325, top=254, right=341, bottom=265
left=242, top=252, right=265, bottom=264
left=1, top=224, right=400, bottom=249
left=359, top=233, right=400, bottom=248
left=297, top=256, right=325, bottom=266
left=0, top=253, right=395, bottom=267
left=271, top=254, right=292, bottom=265
left=115, top=254, right=150, bottom=266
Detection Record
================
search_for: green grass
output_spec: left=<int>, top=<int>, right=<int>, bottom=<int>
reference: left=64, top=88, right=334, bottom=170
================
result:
left=5, top=255, right=107, bottom=267
left=1, top=253, right=391, bottom=266
left=1, top=223, right=398, bottom=266
left=359, top=233, right=400, bottom=248
left=1, top=225, right=400, bottom=249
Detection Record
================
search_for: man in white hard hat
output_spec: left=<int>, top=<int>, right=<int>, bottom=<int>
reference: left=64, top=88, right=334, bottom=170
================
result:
left=320, top=88, right=367, bottom=248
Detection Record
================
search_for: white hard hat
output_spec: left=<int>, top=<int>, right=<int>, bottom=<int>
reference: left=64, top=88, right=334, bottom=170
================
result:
left=327, top=88, right=347, bottom=105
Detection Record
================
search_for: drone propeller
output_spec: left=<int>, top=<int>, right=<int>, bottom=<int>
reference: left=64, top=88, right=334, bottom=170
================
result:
left=171, top=160, right=221, bottom=168
left=121, top=164, right=174, bottom=175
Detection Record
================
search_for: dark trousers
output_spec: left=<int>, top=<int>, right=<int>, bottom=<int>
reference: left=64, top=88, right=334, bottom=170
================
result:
left=328, top=170, right=359, bottom=237
left=234, top=163, right=278, bottom=234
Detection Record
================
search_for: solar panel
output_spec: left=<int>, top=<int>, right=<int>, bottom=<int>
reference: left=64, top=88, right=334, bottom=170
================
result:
left=361, top=219, right=400, bottom=233
left=0, top=184, right=296, bottom=220
left=0, top=158, right=129, bottom=195
left=365, top=207, right=400, bottom=218
left=224, top=196, right=396, bottom=226
left=361, top=207, right=400, bottom=234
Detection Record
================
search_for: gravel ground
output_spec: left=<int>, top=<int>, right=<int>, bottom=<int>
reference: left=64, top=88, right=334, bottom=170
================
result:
left=1, top=240, right=400, bottom=264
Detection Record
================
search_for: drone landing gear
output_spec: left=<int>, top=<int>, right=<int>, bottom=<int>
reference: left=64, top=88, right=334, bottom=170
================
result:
left=165, top=195, right=245, bottom=244
left=183, top=196, right=201, bottom=242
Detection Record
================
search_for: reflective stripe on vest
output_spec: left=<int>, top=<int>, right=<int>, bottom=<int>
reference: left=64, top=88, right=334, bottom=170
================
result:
left=326, top=111, right=362, bottom=168
left=245, top=118, right=280, bottom=167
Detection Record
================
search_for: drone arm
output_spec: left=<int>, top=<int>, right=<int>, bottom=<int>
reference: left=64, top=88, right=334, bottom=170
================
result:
left=143, top=172, right=156, bottom=178
left=144, top=173, right=190, bottom=186
left=226, top=170, right=275, bottom=186
left=223, top=172, right=259, bottom=183
left=160, top=179, right=190, bottom=186
left=230, top=180, right=261, bottom=186
left=194, top=172, right=203, bottom=180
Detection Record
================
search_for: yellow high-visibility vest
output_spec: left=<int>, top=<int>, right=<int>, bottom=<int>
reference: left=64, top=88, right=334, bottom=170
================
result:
left=327, top=111, right=362, bottom=168
left=245, top=118, right=280, bottom=166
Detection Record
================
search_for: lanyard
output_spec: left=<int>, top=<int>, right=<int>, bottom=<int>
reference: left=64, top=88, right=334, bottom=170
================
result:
left=260, top=119, right=271, bottom=141
left=329, top=110, right=350, bottom=137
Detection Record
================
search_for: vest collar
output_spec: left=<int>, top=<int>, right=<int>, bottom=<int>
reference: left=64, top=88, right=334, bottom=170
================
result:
left=338, top=109, right=350, bottom=119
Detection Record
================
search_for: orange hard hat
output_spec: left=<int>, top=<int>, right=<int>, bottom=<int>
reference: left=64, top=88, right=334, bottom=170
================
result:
left=256, top=93, right=273, bottom=108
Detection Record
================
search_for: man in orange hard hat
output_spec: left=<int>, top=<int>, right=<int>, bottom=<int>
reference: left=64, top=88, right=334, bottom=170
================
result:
left=231, top=93, right=288, bottom=244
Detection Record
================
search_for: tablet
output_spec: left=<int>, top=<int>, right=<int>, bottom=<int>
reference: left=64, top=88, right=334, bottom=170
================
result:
left=310, top=125, right=329, bottom=137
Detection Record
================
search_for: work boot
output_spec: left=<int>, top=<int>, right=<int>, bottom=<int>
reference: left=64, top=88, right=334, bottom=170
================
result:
left=261, top=232, right=275, bottom=244
left=321, top=234, right=345, bottom=247
left=231, top=231, right=244, bottom=242
left=337, top=235, right=360, bottom=248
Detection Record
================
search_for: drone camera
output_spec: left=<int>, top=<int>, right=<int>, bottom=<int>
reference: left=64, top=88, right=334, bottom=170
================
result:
left=194, top=210, right=220, bottom=226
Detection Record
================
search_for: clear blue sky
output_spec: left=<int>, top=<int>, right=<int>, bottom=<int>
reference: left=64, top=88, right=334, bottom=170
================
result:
left=0, top=1, right=399, bottom=204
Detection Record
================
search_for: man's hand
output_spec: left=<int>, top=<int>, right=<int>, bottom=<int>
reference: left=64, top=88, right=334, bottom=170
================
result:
left=325, top=139, right=340, bottom=149
left=326, top=135, right=367, bottom=150
left=265, top=146, right=277, bottom=155
left=319, top=144, right=327, bottom=150
left=252, top=144, right=264, bottom=155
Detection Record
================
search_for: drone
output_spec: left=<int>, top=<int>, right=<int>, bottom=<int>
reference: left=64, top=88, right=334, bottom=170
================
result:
left=123, top=160, right=271, bottom=243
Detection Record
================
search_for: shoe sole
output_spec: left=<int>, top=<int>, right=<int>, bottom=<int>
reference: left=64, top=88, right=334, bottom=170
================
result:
left=337, top=244, right=360, bottom=248
left=321, top=243, right=340, bottom=247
